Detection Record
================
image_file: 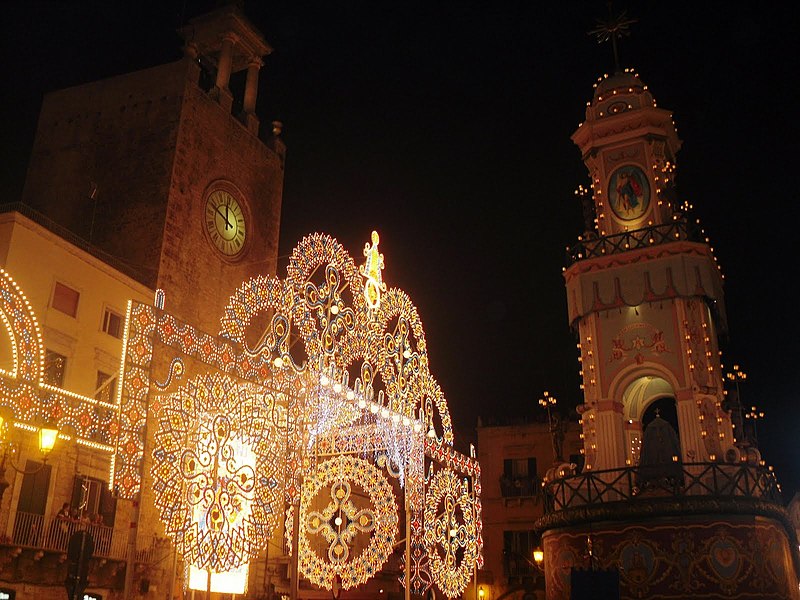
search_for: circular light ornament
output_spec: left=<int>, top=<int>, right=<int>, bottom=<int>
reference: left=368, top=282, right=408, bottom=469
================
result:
left=298, top=455, right=398, bottom=590
left=425, top=468, right=478, bottom=598
left=151, top=373, right=284, bottom=572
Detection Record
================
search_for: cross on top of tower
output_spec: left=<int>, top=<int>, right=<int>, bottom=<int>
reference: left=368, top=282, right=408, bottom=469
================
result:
left=588, top=2, right=638, bottom=72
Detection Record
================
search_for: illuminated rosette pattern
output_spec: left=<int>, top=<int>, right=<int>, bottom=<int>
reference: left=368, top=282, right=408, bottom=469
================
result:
left=287, top=233, right=365, bottom=366
left=151, top=373, right=284, bottom=572
left=424, top=468, right=479, bottom=598
left=297, top=455, right=398, bottom=590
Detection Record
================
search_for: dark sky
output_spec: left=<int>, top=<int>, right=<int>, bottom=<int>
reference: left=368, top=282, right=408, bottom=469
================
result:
left=3, top=2, right=799, bottom=496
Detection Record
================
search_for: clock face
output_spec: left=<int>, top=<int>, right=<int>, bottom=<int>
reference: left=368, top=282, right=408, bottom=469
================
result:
left=205, top=189, right=246, bottom=257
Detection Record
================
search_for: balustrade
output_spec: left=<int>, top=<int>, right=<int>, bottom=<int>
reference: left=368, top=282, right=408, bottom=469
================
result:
left=543, top=462, right=782, bottom=512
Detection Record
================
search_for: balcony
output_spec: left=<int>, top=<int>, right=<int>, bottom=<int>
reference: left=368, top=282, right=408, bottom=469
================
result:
left=0, top=511, right=169, bottom=588
left=566, top=218, right=703, bottom=266
left=500, top=476, right=540, bottom=499
left=5, top=512, right=126, bottom=559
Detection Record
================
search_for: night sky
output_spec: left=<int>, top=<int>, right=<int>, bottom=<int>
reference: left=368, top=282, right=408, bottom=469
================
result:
left=3, top=2, right=799, bottom=497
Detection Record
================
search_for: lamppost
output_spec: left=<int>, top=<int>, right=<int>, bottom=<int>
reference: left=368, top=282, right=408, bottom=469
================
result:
left=539, top=391, right=563, bottom=462
left=725, top=364, right=747, bottom=445
left=0, top=415, right=59, bottom=503
left=745, top=405, right=765, bottom=448
left=539, top=391, right=557, bottom=423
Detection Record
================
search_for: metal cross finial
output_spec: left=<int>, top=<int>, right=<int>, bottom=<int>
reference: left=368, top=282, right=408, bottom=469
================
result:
left=588, top=2, right=638, bottom=72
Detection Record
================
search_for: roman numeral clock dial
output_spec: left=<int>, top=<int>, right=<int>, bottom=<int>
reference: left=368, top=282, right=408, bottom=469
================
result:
left=204, top=188, right=247, bottom=258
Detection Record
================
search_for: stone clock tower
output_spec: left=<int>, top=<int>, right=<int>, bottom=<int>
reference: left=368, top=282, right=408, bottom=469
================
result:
left=564, top=68, right=735, bottom=471
left=20, top=3, right=283, bottom=333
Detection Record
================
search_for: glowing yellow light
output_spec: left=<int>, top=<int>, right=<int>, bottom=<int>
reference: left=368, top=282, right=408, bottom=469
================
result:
left=189, top=564, right=249, bottom=594
left=38, top=427, right=58, bottom=454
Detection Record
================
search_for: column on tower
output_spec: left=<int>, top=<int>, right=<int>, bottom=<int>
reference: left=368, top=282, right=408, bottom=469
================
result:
left=243, top=57, right=263, bottom=134
left=674, top=388, right=708, bottom=462
left=214, top=33, right=237, bottom=112
left=591, top=399, right=626, bottom=470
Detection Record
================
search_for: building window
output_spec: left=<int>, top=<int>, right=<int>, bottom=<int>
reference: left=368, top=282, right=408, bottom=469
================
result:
left=102, top=308, right=123, bottom=338
left=503, top=530, right=538, bottom=577
left=95, top=370, right=116, bottom=403
left=43, top=349, right=67, bottom=386
left=501, top=457, right=537, bottom=497
left=12, top=461, right=52, bottom=545
left=51, top=282, right=80, bottom=317
left=71, top=475, right=117, bottom=527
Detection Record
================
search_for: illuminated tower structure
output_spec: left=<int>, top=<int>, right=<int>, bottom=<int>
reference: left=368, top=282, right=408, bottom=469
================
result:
left=534, top=69, right=800, bottom=599
left=568, top=69, right=732, bottom=472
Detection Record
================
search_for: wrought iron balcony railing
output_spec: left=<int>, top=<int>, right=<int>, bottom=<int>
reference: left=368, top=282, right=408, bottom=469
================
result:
left=566, top=218, right=704, bottom=266
left=543, top=462, right=782, bottom=513
left=1, top=511, right=166, bottom=564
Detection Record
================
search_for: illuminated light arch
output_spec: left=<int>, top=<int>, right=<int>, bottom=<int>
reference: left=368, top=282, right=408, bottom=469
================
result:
left=151, top=372, right=285, bottom=572
left=114, top=231, right=482, bottom=598
left=218, top=275, right=294, bottom=356
left=0, top=268, right=43, bottom=383
left=218, top=235, right=454, bottom=446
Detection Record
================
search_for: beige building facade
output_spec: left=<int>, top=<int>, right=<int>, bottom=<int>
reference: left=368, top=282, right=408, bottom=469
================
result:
left=476, top=418, right=582, bottom=600
left=0, top=208, right=155, bottom=599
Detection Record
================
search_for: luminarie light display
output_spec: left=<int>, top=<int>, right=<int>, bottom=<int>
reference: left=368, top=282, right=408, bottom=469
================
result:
left=110, top=231, right=482, bottom=597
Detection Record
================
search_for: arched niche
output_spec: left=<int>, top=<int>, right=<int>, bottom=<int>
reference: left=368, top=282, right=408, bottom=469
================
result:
left=619, top=372, right=679, bottom=466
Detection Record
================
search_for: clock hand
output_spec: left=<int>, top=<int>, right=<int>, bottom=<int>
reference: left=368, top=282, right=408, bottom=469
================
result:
left=215, top=206, right=233, bottom=230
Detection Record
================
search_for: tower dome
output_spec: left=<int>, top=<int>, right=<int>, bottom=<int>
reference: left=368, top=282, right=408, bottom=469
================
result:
left=585, top=68, right=655, bottom=121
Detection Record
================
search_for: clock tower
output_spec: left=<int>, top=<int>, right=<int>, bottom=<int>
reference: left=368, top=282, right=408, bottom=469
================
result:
left=565, top=68, right=735, bottom=471
left=20, top=3, right=284, bottom=333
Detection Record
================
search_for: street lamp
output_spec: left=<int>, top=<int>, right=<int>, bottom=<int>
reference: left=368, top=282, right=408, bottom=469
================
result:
left=0, top=415, right=59, bottom=503
left=745, top=405, right=765, bottom=448
left=538, top=391, right=557, bottom=420
left=533, top=546, right=544, bottom=567
left=539, top=391, right=564, bottom=462
left=725, top=364, right=747, bottom=444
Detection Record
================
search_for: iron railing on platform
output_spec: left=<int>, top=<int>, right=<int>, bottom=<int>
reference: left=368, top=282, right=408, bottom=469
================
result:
left=543, top=462, right=782, bottom=513
left=566, top=218, right=704, bottom=265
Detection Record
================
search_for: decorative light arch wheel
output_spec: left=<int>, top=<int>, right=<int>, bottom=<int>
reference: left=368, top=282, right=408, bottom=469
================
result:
left=425, top=467, right=479, bottom=598
left=297, top=455, right=398, bottom=590
left=151, top=373, right=284, bottom=572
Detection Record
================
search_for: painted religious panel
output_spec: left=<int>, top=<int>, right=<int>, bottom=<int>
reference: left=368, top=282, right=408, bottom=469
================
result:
left=608, top=165, right=650, bottom=221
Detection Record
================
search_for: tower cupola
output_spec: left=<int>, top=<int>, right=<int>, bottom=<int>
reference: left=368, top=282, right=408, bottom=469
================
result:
left=572, top=69, right=682, bottom=235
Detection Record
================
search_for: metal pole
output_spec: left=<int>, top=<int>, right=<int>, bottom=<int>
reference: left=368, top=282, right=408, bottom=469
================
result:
left=123, top=493, right=141, bottom=599
left=472, top=475, right=478, bottom=600
left=290, top=498, right=301, bottom=600
left=169, top=542, right=178, bottom=600
left=404, top=495, right=411, bottom=600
